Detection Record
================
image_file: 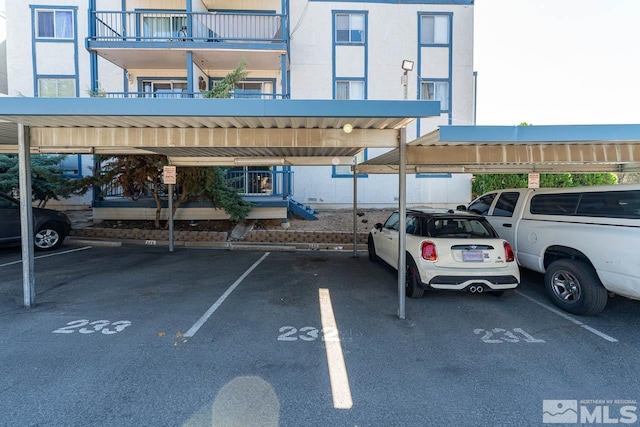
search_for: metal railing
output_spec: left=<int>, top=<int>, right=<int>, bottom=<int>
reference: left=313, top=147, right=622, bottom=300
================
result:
left=100, top=91, right=287, bottom=99
left=98, top=169, right=290, bottom=199
left=91, top=10, right=285, bottom=44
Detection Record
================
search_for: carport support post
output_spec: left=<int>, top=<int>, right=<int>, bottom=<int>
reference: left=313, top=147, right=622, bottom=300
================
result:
left=352, top=163, right=358, bottom=258
left=18, top=124, right=36, bottom=307
left=168, top=184, right=174, bottom=252
left=397, top=126, right=407, bottom=320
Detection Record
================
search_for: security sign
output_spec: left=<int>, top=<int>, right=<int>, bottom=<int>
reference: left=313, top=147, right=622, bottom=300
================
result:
left=163, top=166, right=177, bottom=184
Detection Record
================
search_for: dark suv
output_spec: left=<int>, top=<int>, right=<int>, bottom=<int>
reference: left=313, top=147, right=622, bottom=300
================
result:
left=0, top=193, right=72, bottom=251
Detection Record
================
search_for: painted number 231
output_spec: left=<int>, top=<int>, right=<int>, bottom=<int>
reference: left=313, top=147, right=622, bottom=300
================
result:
left=474, top=328, right=545, bottom=343
left=53, top=319, right=132, bottom=335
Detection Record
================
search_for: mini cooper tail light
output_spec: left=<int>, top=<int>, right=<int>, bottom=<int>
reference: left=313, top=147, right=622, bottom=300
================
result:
left=504, top=242, right=515, bottom=262
left=421, top=241, right=437, bottom=261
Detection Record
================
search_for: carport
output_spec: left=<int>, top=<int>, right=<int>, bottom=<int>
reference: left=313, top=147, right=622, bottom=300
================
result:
left=2, top=97, right=640, bottom=320
left=0, top=97, right=438, bottom=314
left=358, top=123, right=640, bottom=317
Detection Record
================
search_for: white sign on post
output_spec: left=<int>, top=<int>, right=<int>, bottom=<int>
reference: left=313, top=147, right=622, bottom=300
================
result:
left=528, top=173, right=540, bottom=188
left=163, top=166, right=177, bottom=185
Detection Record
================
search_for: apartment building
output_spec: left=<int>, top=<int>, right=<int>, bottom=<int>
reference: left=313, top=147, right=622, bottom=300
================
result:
left=5, top=0, right=475, bottom=212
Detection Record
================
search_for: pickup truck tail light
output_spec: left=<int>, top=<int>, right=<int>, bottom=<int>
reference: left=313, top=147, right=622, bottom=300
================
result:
left=421, top=241, right=437, bottom=261
left=504, top=242, right=515, bottom=262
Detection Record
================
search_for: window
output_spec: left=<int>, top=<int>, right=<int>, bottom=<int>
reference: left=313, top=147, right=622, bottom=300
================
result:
left=38, top=78, right=75, bottom=97
left=576, top=191, right=640, bottom=219
left=142, top=80, right=188, bottom=98
left=468, top=193, right=496, bottom=215
left=233, top=81, right=274, bottom=99
left=142, top=15, right=187, bottom=40
left=383, top=212, right=400, bottom=231
left=421, top=81, right=449, bottom=111
left=530, top=194, right=580, bottom=215
left=493, top=192, right=520, bottom=217
left=334, top=150, right=366, bottom=176
left=335, top=13, right=365, bottom=44
left=336, top=81, right=364, bottom=100
left=420, top=15, right=449, bottom=44
left=36, top=9, right=74, bottom=39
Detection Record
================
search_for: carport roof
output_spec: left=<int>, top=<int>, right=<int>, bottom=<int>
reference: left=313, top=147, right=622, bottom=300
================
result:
left=359, top=124, right=640, bottom=173
left=0, top=98, right=439, bottom=165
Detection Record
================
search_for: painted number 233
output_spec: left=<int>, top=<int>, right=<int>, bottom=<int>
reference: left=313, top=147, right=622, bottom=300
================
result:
left=53, top=319, right=132, bottom=335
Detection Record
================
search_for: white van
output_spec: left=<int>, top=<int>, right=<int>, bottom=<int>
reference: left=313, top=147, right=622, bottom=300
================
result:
left=468, top=184, right=640, bottom=315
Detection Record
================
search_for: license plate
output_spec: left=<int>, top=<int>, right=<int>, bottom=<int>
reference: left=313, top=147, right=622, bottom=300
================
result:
left=462, top=250, right=484, bottom=262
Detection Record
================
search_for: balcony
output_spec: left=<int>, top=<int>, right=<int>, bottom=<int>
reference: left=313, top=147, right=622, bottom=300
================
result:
left=88, top=11, right=287, bottom=70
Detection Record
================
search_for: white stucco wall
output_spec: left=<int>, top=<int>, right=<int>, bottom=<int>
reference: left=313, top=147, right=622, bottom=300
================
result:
left=289, top=1, right=475, bottom=208
left=4, top=1, right=476, bottom=210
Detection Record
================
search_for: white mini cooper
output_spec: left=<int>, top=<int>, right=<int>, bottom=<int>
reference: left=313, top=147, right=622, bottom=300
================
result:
left=368, top=209, right=520, bottom=298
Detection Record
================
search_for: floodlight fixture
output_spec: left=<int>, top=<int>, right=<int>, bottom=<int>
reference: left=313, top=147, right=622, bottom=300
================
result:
left=401, top=60, right=414, bottom=73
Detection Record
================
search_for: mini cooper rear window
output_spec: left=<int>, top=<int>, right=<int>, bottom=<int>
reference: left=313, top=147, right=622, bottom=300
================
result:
left=425, top=217, right=495, bottom=238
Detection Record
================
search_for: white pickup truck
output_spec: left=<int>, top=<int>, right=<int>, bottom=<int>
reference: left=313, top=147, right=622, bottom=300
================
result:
left=467, top=184, right=640, bottom=315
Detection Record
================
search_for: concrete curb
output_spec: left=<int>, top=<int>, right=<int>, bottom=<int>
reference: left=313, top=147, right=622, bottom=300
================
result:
left=67, top=236, right=367, bottom=252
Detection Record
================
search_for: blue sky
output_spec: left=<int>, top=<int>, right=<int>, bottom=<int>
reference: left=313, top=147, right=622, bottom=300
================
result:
left=474, top=0, right=640, bottom=126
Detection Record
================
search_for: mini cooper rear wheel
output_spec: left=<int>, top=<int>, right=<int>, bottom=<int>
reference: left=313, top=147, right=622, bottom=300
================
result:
left=406, top=258, right=425, bottom=298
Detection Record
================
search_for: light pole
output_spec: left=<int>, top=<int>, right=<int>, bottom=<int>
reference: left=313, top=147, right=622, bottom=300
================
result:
left=398, top=59, right=413, bottom=320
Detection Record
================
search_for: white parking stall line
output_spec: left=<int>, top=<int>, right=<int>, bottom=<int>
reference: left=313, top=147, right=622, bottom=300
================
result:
left=184, top=252, right=270, bottom=338
left=0, top=246, right=92, bottom=268
left=515, top=290, right=618, bottom=342
left=318, top=288, right=353, bottom=410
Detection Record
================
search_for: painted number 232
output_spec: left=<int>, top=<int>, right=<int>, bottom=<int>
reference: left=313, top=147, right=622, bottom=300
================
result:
left=53, top=319, right=132, bottom=335
left=278, top=326, right=340, bottom=342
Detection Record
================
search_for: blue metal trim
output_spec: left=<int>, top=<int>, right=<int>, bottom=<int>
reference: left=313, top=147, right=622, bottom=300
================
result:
left=31, top=7, right=38, bottom=96
left=61, top=154, right=84, bottom=178
left=310, top=0, right=472, bottom=3
left=186, top=51, right=194, bottom=94
left=473, top=71, right=477, bottom=125
left=31, top=5, right=78, bottom=41
left=33, top=75, right=78, bottom=98
left=416, top=173, right=452, bottom=178
left=73, top=8, right=80, bottom=97
left=416, top=11, right=453, bottom=135
left=88, top=40, right=287, bottom=51
left=332, top=151, right=369, bottom=178
left=332, top=10, right=368, bottom=99
left=280, top=55, right=287, bottom=97
left=438, top=124, right=640, bottom=143
left=31, top=6, right=79, bottom=97
left=0, top=98, right=440, bottom=119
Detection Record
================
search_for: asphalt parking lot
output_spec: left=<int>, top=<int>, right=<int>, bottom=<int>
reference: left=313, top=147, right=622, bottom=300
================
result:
left=1, top=243, right=639, bottom=427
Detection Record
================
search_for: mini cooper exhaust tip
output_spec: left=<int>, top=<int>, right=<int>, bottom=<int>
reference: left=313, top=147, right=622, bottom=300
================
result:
left=469, top=285, right=484, bottom=293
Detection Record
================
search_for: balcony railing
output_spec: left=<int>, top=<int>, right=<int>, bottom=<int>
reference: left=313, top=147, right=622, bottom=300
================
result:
left=91, top=10, right=285, bottom=44
left=98, top=170, right=288, bottom=200
left=100, top=91, right=288, bottom=99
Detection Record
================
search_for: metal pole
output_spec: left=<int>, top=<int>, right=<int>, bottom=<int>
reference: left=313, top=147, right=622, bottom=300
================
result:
left=168, top=183, right=174, bottom=252
left=18, top=124, right=35, bottom=307
left=397, top=126, right=407, bottom=320
left=352, top=162, right=358, bottom=258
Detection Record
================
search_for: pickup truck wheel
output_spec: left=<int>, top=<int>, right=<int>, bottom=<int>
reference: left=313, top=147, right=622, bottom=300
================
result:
left=406, top=259, right=425, bottom=298
left=544, top=260, right=608, bottom=316
left=367, top=235, right=378, bottom=262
